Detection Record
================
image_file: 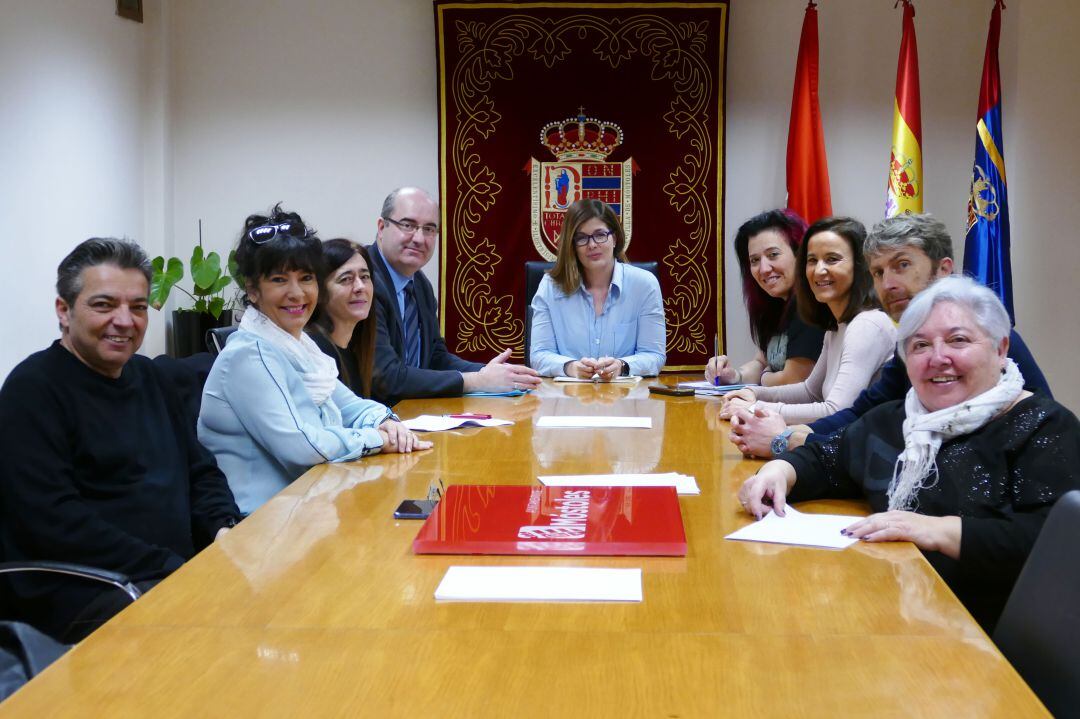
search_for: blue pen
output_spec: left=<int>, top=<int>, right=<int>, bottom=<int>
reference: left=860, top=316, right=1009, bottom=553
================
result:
left=713, top=334, right=720, bottom=386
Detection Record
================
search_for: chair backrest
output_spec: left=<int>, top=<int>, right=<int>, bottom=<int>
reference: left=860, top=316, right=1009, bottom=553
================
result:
left=992, top=490, right=1080, bottom=717
left=205, top=326, right=238, bottom=356
left=522, top=261, right=660, bottom=368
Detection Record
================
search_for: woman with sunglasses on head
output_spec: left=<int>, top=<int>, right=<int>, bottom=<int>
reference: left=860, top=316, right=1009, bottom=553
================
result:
left=529, top=198, right=666, bottom=380
left=705, top=209, right=824, bottom=387
left=198, top=205, right=431, bottom=515
left=720, top=216, right=896, bottom=425
left=306, top=239, right=377, bottom=398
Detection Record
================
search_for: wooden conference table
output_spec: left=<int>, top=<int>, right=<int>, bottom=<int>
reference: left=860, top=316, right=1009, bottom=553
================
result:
left=3, top=378, right=1046, bottom=717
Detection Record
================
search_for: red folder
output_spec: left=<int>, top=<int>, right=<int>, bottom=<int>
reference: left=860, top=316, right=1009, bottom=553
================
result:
left=412, top=485, right=687, bottom=556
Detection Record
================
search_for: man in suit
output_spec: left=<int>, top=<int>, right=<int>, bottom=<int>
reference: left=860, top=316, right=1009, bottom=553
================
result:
left=728, top=213, right=1051, bottom=457
left=368, top=187, right=541, bottom=406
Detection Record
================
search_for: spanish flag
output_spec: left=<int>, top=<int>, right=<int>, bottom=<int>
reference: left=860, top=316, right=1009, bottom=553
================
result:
left=885, top=0, right=922, bottom=217
left=786, top=1, right=832, bottom=224
left=964, top=0, right=1013, bottom=322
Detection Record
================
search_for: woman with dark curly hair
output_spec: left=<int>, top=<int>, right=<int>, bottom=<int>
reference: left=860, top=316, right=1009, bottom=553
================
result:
left=198, top=205, right=429, bottom=515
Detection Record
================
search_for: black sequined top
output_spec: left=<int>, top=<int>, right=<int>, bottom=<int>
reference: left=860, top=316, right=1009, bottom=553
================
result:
left=783, top=393, right=1080, bottom=631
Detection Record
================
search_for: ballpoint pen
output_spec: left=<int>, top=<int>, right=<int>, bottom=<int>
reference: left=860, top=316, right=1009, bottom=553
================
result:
left=713, top=334, right=720, bottom=386
left=446, top=413, right=492, bottom=420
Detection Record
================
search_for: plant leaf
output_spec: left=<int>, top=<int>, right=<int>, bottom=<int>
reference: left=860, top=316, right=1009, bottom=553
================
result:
left=192, top=250, right=222, bottom=290
left=149, top=256, right=184, bottom=310
left=210, top=275, right=232, bottom=294
left=228, top=250, right=241, bottom=284
left=209, top=297, right=225, bottom=319
left=194, top=298, right=207, bottom=314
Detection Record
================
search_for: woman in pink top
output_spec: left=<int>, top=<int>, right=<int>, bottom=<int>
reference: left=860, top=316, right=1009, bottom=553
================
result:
left=720, top=217, right=896, bottom=425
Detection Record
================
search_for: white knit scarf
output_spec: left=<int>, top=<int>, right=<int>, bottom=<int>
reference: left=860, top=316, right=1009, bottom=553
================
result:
left=239, top=305, right=338, bottom=406
left=888, top=358, right=1024, bottom=511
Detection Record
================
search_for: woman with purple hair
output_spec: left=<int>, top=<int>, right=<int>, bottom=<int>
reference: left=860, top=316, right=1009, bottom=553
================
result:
left=706, top=209, right=824, bottom=386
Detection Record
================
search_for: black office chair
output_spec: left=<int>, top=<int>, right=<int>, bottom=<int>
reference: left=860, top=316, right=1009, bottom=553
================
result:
left=523, top=260, right=659, bottom=367
left=992, top=490, right=1080, bottom=718
left=205, top=326, right=238, bottom=356
left=0, top=562, right=140, bottom=700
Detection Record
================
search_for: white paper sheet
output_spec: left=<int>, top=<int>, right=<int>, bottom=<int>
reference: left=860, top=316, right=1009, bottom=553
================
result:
left=537, top=472, right=700, bottom=496
left=434, top=566, right=643, bottom=602
left=402, top=415, right=513, bottom=432
left=676, top=380, right=751, bottom=391
left=535, top=416, right=652, bottom=429
left=554, top=375, right=642, bottom=383
left=724, top=506, right=862, bottom=550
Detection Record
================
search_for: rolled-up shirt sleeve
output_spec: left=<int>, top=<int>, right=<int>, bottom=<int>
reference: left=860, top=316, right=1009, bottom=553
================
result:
left=620, top=271, right=665, bottom=377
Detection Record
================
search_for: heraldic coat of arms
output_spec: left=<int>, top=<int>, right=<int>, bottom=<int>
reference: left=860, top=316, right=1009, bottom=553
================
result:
left=528, top=109, right=636, bottom=261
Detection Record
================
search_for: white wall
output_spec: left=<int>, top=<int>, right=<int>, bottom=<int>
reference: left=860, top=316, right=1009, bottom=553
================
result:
left=1008, top=0, right=1080, bottom=411
left=4, top=0, right=1078, bottom=410
left=166, top=0, right=440, bottom=304
left=0, top=0, right=167, bottom=377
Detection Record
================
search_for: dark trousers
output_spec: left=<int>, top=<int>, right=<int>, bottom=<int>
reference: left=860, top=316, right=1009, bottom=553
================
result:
left=60, top=580, right=159, bottom=644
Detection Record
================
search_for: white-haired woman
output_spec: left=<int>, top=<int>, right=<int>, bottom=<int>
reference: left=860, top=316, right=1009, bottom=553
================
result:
left=737, top=275, right=1080, bottom=631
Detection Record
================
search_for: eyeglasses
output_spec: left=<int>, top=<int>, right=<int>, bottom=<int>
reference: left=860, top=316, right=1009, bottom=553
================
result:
left=572, top=229, right=614, bottom=247
left=247, top=221, right=313, bottom=244
left=383, top=217, right=439, bottom=238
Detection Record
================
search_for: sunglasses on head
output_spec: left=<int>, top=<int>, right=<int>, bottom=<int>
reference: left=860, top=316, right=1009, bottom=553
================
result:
left=247, top=221, right=313, bottom=244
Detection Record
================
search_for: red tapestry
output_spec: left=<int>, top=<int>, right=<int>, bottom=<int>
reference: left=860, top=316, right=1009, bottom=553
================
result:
left=434, top=0, right=729, bottom=369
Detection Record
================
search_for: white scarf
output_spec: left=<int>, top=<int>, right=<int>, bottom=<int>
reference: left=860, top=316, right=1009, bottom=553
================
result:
left=239, top=305, right=339, bottom=406
left=888, top=358, right=1024, bottom=511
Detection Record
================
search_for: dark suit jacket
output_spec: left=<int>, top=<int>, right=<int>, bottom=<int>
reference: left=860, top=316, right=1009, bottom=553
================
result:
left=368, top=244, right=482, bottom=407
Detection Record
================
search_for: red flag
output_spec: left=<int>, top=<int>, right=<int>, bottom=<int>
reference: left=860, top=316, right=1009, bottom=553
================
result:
left=786, top=0, right=832, bottom=224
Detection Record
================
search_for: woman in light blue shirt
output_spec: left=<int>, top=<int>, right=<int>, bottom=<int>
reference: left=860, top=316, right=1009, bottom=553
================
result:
left=198, top=204, right=431, bottom=515
left=530, top=199, right=666, bottom=379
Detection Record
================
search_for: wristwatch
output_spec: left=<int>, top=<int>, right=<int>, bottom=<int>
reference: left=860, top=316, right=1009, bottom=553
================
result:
left=619, top=360, right=630, bottom=376
left=770, top=428, right=795, bottom=457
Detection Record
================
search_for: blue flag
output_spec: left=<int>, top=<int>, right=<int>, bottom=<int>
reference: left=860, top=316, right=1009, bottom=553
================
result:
left=964, top=0, right=1012, bottom=322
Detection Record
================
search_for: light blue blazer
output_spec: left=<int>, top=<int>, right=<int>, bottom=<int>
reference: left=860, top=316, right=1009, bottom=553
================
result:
left=198, top=330, right=392, bottom=514
left=529, top=262, right=667, bottom=377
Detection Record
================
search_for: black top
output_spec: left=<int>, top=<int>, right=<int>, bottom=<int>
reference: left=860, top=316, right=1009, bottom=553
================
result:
left=766, top=308, right=825, bottom=371
left=0, top=342, right=241, bottom=638
left=309, top=330, right=363, bottom=396
left=783, top=393, right=1080, bottom=631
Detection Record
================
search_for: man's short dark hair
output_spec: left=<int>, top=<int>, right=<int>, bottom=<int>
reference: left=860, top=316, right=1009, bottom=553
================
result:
left=56, top=238, right=152, bottom=305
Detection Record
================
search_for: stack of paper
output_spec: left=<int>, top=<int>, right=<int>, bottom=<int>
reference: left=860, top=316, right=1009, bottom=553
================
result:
left=724, top=506, right=862, bottom=550
left=537, top=472, right=700, bottom=496
left=676, top=380, right=752, bottom=395
left=535, top=416, right=652, bottom=429
left=434, top=566, right=643, bottom=602
left=402, top=415, right=513, bottom=432
left=554, top=375, right=642, bottom=384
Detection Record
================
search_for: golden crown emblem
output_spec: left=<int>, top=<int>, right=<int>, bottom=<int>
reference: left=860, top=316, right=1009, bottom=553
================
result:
left=540, top=108, right=623, bottom=162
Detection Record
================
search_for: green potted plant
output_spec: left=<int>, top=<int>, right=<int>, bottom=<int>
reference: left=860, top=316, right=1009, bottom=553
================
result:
left=150, top=221, right=244, bottom=357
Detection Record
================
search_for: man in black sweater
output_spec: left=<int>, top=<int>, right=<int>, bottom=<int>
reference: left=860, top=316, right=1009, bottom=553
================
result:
left=0, top=238, right=241, bottom=642
left=728, top=214, right=1050, bottom=457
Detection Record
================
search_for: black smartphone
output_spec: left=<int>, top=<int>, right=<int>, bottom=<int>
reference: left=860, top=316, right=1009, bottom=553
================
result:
left=393, top=499, right=437, bottom=520
left=648, top=385, right=695, bottom=397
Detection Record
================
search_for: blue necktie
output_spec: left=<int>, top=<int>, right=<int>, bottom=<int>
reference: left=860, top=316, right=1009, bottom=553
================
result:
left=403, top=280, right=421, bottom=368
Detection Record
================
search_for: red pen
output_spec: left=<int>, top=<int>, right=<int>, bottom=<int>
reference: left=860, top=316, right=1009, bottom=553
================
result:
left=446, top=413, right=492, bottom=420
